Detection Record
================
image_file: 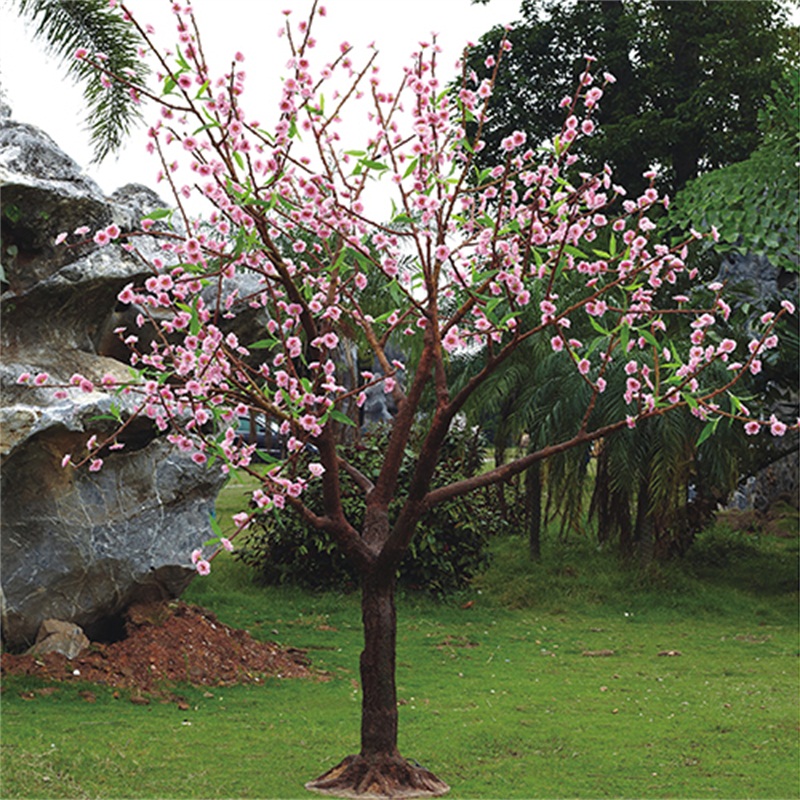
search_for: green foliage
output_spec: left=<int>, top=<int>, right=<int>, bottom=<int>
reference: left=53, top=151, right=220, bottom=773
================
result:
left=465, top=0, right=795, bottom=197
left=670, top=68, right=800, bottom=272
left=16, top=0, right=149, bottom=161
left=236, top=425, right=502, bottom=595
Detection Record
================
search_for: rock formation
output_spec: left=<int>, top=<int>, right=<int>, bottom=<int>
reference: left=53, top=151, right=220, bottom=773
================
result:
left=0, top=115, right=224, bottom=649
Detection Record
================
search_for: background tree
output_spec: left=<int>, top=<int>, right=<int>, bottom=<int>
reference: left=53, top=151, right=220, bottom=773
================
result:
left=15, top=0, right=148, bottom=161
left=466, top=0, right=796, bottom=198
left=670, top=67, right=800, bottom=274
left=36, top=3, right=796, bottom=797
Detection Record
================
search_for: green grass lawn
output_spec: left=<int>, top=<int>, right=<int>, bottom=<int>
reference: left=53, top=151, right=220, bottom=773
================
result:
left=2, top=515, right=798, bottom=799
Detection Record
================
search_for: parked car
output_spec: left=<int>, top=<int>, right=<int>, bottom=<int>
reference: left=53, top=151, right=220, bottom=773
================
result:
left=234, top=414, right=318, bottom=458
left=235, top=414, right=282, bottom=457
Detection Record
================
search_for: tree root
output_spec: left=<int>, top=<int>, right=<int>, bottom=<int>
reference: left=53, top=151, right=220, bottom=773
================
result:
left=305, top=753, right=450, bottom=799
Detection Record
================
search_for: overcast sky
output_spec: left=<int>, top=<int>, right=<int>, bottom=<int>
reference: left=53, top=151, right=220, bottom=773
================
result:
left=0, top=0, right=522, bottom=206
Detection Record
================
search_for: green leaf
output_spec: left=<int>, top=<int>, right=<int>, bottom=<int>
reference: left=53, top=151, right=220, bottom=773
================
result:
left=696, top=418, right=720, bottom=448
left=209, top=514, right=223, bottom=538
left=640, top=329, right=659, bottom=348
left=619, top=323, right=630, bottom=355
left=361, top=159, right=388, bottom=171
left=403, top=158, right=419, bottom=179
left=330, top=408, right=356, bottom=427
left=588, top=316, right=612, bottom=336
left=142, top=208, right=172, bottom=221
left=249, top=338, right=279, bottom=350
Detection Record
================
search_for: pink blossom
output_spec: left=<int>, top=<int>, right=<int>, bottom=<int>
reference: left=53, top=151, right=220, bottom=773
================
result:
left=744, top=421, right=760, bottom=436
left=88, top=458, right=103, bottom=472
left=196, top=559, right=211, bottom=576
left=577, top=359, right=590, bottom=375
left=191, top=548, right=203, bottom=565
left=309, top=462, right=326, bottom=477
left=232, top=512, right=251, bottom=529
left=55, top=232, right=69, bottom=245
left=118, top=284, right=136, bottom=304
left=584, top=87, right=603, bottom=109
left=220, top=538, right=234, bottom=552
left=769, top=415, right=787, bottom=437
left=93, top=229, right=110, bottom=246
left=781, top=299, right=796, bottom=315
left=61, top=454, right=72, bottom=468
left=16, top=372, right=31, bottom=384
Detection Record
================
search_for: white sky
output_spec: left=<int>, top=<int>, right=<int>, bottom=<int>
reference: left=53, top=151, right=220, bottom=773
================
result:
left=0, top=0, right=522, bottom=206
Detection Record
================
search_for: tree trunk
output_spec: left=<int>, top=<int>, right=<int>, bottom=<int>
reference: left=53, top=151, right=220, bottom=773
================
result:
left=305, top=571, right=449, bottom=798
left=360, top=574, right=399, bottom=757
left=525, top=460, right=542, bottom=561
left=634, top=476, right=654, bottom=570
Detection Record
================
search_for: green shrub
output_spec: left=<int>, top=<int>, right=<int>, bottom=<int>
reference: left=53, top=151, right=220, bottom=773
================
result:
left=235, top=425, right=504, bottom=595
left=687, top=524, right=762, bottom=568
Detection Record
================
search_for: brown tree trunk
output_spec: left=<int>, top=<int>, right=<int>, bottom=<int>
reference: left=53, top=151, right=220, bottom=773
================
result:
left=359, top=573, right=399, bottom=757
left=305, top=570, right=449, bottom=798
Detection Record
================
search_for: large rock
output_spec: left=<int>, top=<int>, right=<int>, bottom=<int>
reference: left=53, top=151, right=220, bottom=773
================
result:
left=0, top=116, right=224, bottom=649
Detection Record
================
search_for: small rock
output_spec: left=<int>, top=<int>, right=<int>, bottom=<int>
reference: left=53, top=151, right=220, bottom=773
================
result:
left=26, top=619, right=89, bottom=660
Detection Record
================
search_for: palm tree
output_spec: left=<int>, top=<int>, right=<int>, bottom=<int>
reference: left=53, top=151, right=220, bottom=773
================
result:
left=15, top=0, right=148, bottom=161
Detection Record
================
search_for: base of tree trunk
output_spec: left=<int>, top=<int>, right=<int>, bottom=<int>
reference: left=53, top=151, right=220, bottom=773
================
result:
left=305, top=753, right=450, bottom=798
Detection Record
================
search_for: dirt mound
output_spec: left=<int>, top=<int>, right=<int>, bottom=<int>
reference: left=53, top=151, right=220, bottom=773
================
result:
left=1, top=602, right=321, bottom=692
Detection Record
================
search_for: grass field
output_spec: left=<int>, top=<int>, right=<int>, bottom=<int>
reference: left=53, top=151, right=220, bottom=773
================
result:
left=2, top=510, right=798, bottom=799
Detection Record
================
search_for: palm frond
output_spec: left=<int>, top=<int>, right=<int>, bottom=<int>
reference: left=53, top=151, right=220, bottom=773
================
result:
left=17, top=0, right=149, bottom=161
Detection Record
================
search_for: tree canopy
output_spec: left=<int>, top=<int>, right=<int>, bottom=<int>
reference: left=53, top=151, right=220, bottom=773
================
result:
left=670, top=67, right=800, bottom=274
left=466, top=0, right=797, bottom=197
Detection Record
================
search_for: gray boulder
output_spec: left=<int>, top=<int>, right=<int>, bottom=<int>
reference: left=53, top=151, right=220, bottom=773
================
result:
left=0, top=116, right=224, bottom=650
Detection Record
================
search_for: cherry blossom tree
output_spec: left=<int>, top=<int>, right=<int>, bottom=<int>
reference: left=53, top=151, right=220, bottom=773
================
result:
left=28, top=2, right=796, bottom=796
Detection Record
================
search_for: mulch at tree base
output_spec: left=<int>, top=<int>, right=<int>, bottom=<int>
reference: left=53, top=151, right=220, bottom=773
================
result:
left=1, top=601, right=323, bottom=695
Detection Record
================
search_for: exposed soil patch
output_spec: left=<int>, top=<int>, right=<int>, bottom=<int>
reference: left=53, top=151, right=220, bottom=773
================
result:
left=1, top=601, right=322, bottom=693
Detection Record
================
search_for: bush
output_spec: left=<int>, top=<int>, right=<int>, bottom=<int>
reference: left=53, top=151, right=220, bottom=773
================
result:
left=687, top=524, right=762, bottom=569
left=235, top=425, right=505, bottom=595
